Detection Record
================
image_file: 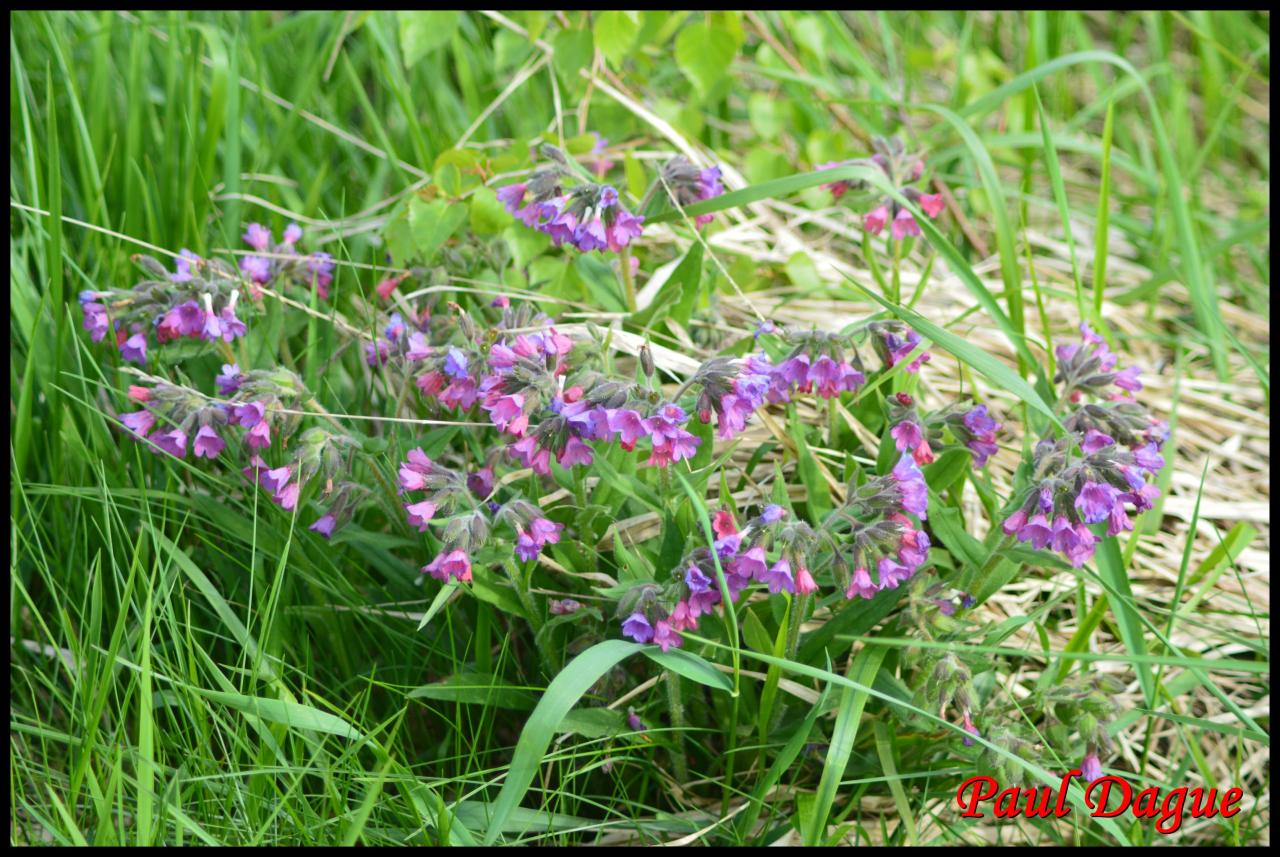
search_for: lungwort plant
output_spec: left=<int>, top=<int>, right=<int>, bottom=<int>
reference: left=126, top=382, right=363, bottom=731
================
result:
left=76, top=128, right=1173, bottom=833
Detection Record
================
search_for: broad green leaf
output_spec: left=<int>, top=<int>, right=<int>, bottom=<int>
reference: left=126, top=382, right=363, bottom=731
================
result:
left=398, top=11, right=461, bottom=67
left=409, top=197, right=468, bottom=265
left=674, top=21, right=738, bottom=95
left=484, top=640, right=643, bottom=844
left=644, top=646, right=732, bottom=692
left=593, top=11, right=638, bottom=67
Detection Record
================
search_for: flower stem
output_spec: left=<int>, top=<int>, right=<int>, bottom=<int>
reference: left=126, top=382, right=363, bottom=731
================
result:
left=620, top=246, right=638, bottom=314
left=664, top=669, right=691, bottom=783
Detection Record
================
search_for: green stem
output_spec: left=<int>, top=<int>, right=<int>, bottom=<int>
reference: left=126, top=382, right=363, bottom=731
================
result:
left=664, top=670, right=690, bottom=783
left=620, top=245, right=637, bottom=314
left=503, top=559, right=541, bottom=635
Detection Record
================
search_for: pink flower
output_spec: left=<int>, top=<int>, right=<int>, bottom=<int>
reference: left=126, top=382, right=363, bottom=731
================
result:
left=891, top=209, right=921, bottom=240
left=423, top=549, right=472, bottom=583
left=864, top=205, right=890, bottom=235
left=192, top=425, right=225, bottom=459
left=404, top=500, right=437, bottom=532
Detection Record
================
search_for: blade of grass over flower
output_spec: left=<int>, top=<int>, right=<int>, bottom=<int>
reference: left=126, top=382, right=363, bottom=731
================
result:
left=840, top=272, right=1064, bottom=433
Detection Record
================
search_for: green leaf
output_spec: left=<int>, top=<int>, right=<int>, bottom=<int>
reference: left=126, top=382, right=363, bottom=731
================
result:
left=484, top=640, right=643, bottom=844
left=199, top=690, right=364, bottom=740
left=407, top=671, right=538, bottom=711
left=843, top=274, right=1064, bottom=434
left=409, top=197, right=468, bottom=265
left=804, top=645, right=887, bottom=845
left=397, top=11, right=461, bottom=67
left=469, top=187, right=512, bottom=236
left=643, top=647, right=732, bottom=692
left=552, top=27, right=594, bottom=82
left=593, top=11, right=638, bottom=67
left=1094, top=535, right=1154, bottom=705
left=674, top=21, right=738, bottom=96
left=631, top=241, right=703, bottom=328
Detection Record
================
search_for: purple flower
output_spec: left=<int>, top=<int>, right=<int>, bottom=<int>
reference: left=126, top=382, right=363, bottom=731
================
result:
left=877, top=556, right=912, bottom=590
left=192, top=425, right=225, bottom=459
left=685, top=564, right=713, bottom=593
left=962, top=713, right=981, bottom=747
left=730, top=546, right=768, bottom=582
left=307, top=253, right=335, bottom=297
left=1074, top=481, right=1120, bottom=525
left=1081, top=428, right=1116, bottom=454
left=283, top=223, right=303, bottom=245
left=218, top=305, right=247, bottom=341
left=240, top=255, right=272, bottom=284
left=891, top=209, right=921, bottom=240
left=261, top=466, right=292, bottom=495
left=515, top=530, right=541, bottom=562
left=233, top=401, right=266, bottom=428
left=891, top=455, right=929, bottom=520
left=1002, top=508, right=1028, bottom=536
left=626, top=709, right=645, bottom=732
left=404, top=500, right=437, bottom=532
left=1017, top=513, right=1055, bottom=550
left=846, top=567, right=877, bottom=600
left=621, top=612, right=654, bottom=644
left=467, top=466, right=495, bottom=498
left=121, top=410, right=156, bottom=437
left=152, top=428, right=188, bottom=458
left=274, top=481, right=300, bottom=511
left=496, top=183, right=527, bottom=214
left=891, top=420, right=924, bottom=452
left=120, top=333, right=148, bottom=365
left=216, top=363, right=244, bottom=396
left=1133, top=443, right=1164, bottom=474
left=169, top=249, right=200, bottom=283
left=963, top=405, right=998, bottom=436
left=82, top=303, right=110, bottom=342
left=309, top=514, right=336, bottom=538
left=606, top=409, right=648, bottom=450
left=557, top=436, right=594, bottom=468
left=244, top=420, right=272, bottom=450
left=652, top=619, right=682, bottom=652
left=694, top=166, right=724, bottom=227
left=605, top=209, right=645, bottom=251
left=365, top=339, right=391, bottom=366
left=244, top=223, right=272, bottom=251
left=760, top=504, right=785, bottom=524
left=444, top=347, right=469, bottom=380
left=1107, top=502, right=1134, bottom=537
left=1113, top=366, right=1143, bottom=392
left=1080, top=752, right=1103, bottom=783
left=763, top=558, right=795, bottom=594
left=423, top=549, right=472, bottom=583
left=529, top=516, right=564, bottom=547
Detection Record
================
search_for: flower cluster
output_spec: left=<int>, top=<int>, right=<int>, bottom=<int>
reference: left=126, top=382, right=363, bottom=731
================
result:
left=820, top=135, right=945, bottom=239
left=397, top=448, right=561, bottom=583
left=1001, top=326, right=1166, bottom=567
left=497, top=144, right=645, bottom=253
left=238, top=222, right=335, bottom=299
left=889, top=393, right=1003, bottom=468
left=619, top=451, right=931, bottom=652
left=79, top=254, right=248, bottom=365
left=658, top=155, right=725, bottom=227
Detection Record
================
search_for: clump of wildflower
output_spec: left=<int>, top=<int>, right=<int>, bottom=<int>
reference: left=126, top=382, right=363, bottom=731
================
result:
left=820, top=135, right=945, bottom=239
left=496, top=144, right=644, bottom=253
left=869, top=320, right=931, bottom=374
left=658, top=155, right=725, bottom=227
left=239, top=222, right=334, bottom=299
left=79, top=254, right=250, bottom=365
left=1002, top=335, right=1164, bottom=568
